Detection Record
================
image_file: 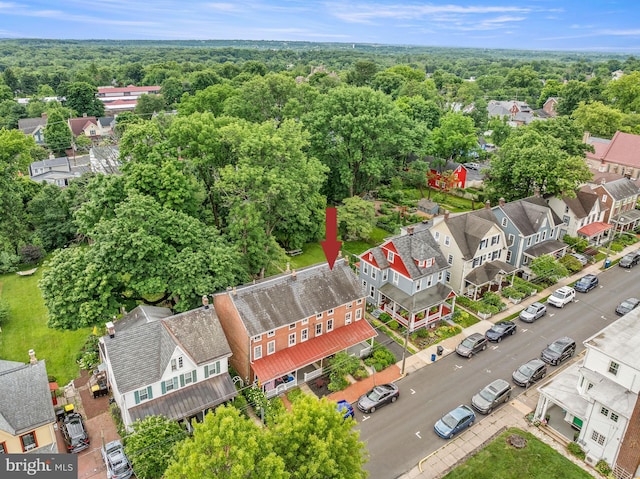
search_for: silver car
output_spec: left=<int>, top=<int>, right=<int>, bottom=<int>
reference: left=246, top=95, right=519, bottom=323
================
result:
left=518, top=302, right=547, bottom=323
left=471, top=379, right=512, bottom=414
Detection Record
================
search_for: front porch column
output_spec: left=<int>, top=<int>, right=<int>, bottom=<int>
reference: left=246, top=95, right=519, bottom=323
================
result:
left=534, top=394, right=550, bottom=421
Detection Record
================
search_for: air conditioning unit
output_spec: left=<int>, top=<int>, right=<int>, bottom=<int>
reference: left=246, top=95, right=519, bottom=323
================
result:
left=585, top=455, right=596, bottom=465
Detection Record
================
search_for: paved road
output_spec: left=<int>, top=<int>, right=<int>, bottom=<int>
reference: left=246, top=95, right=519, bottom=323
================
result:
left=357, top=264, right=640, bottom=479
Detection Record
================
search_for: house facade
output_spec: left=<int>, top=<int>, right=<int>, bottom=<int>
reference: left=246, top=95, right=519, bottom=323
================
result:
left=0, top=352, right=58, bottom=453
left=97, top=86, right=161, bottom=113
left=491, top=195, right=566, bottom=270
left=100, top=304, right=237, bottom=430
left=585, top=131, right=640, bottom=181
left=535, top=309, right=640, bottom=478
left=214, top=260, right=376, bottom=398
left=427, top=160, right=467, bottom=191
left=547, top=191, right=610, bottom=245
left=581, top=178, right=640, bottom=233
left=18, top=115, right=47, bottom=145
left=359, top=225, right=456, bottom=330
left=429, top=207, right=517, bottom=299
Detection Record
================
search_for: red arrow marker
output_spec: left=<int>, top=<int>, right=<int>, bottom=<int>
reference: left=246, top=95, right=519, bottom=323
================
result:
left=321, top=207, right=342, bottom=270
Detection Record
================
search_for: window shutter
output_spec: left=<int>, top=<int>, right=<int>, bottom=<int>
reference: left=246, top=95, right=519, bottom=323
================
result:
left=180, top=375, right=185, bottom=387
left=161, top=382, right=166, bottom=394
left=173, top=377, right=178, bottom=390
left=147, top=386, right=153, bottom=400
left=192, top=370, right=197, bottom=382
left=204, top=365, right=209, bottom=378
left=134, top=390, right=140, bottom=404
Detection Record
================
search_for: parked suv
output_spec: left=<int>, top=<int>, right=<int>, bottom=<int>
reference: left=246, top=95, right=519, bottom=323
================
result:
left=61, top=412, right=90, bottom=453
left=102, top=440, right=133, bottom=479
left=512, top=359, right=547, bottom=387
left=455, top=333, right=488, bottom=358
left=471, top=378, right=512, bottom=414
left=618, top=251, right=640, bottom=268
left=541, top=336, right=576, bottom=366
left=574, top=274, right=599, bottom=293
left=547, top=286, right=575, bottom=308
left=518, top=302, right=547, bottom=323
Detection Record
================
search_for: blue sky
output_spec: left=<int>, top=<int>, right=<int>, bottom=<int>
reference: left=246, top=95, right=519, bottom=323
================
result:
left=1, top=0, right=639, bottom=52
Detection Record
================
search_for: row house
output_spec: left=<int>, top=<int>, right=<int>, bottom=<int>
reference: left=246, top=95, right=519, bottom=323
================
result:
left=0, top=351, right=58, bottom=453
left=214, top=260, right=376, bottom=398
left=547, top=190, right=611, bottom=246
left=359, top=225, right=456, bottom=331
left=100, top=304, right=237, bottom=430
left=97, top=85, right=161, bottom=114
left=491, top=195, right=567, bottom=270
left=535, top=309, right=640, bottom=478
left=581, top=178, right=640, bottom=234
left=430, top=207, right=517, bottom=299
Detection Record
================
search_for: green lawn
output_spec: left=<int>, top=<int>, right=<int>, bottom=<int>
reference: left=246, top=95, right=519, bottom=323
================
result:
left=0, top=269, right=90, bottom=386
left=442, top=428, right=593, bottom=479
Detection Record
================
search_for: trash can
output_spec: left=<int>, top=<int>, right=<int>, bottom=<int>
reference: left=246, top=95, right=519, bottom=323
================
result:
left=604, top=258, right=611, bottom=268
left=437, top=345, right=444, bottom=356
left=431, top=353, right=437, bottom=362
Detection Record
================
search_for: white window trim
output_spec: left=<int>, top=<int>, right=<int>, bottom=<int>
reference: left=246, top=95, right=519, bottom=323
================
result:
left=267, top=330, right=275, bottom=337
left=301, top=328, right=308, bottom=342
left=267, top=340, right=276, bottom=355
left=345, top=312, right=352, bottom=324
left=315, top=323, right=323, bottom=336
left=327, top=319, right=334, bottom=332
left=254, top=345, right=262, bottom=360
left=288, top=332, right=296, bottom=346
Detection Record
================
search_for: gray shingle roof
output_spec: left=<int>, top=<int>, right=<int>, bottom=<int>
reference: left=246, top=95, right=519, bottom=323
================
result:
left=497, top=196, right=561, bottom=236
left=0, top=360, right=55, bottom=435
left=103, top=306, right=230, bottom=394
left=389, top=229, right=449, bottom=278
left=229, top=260, right=363, bottom=337
left=600, top=178, right=640, bottom=200
left=563, top=190, right=599, bottom=219
left=444, top=209, right=500, bottom=260
left=18, top=117, right=47, bottom=135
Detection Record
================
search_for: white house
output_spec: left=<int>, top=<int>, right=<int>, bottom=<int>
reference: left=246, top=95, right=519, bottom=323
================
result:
left=100, top=303, right=237, bottom=430
left=534, top=308, right=640, bottom=477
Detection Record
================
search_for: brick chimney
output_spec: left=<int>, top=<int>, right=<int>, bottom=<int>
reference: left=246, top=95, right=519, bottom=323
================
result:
left=485, top=200, right=491, bottom=209
left=499, top=197, right=506, bottom=207
left=202, top=295, right=209, bottom=309
left=28, top=349, right=37, bottom=365
left=106, top=321, right=115, bottom=338
left=534, top=187, right=541, bottom=197
left=407, top=226, right=414, bottom=235
left=444, top=210, right=450, bottom=220
left=232, top=286, right=237, bottom=296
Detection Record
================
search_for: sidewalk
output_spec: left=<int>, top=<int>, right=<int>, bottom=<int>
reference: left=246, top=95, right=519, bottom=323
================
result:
left=342, top=243, right=638, bottom=479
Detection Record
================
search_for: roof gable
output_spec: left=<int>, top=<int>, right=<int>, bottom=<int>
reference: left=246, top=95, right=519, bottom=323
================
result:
left=497, top=196, right=560, bottom=235
left=598, top=131, right=640, bottom=168
left=599, top=178, right=640, bottom=200
left=562, top=190, right=599, bottom=219
left=443, top=209, right=500, bottom=260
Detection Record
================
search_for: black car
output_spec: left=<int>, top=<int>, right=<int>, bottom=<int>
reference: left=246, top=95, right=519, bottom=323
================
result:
left=485, top=321, right=517, bottom=342
left=455, top=333, right=488, bottom=358
left=615, top=297, right=640, bottom=316
left=61, top=412, right=90, bottom=453
left=619, top=251, right=640, bottom=268
left=357, top=383, right=399, bottom=413
left=574, top=274, right=599, bottom=293
left=541, top=336, right=576, bottom=366
left=512, top=359, right=548, bottom=387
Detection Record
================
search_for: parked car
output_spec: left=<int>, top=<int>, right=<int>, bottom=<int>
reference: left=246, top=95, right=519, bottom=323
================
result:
left=102, top=440, right=133, bottom=479
left=471, top=378, right=513, bottom=414
left=618, top=251, right=640, bottom=268
left=574, top=274, right=599, bottom=293
left=434, top=404, right=476, bottom=439
left=541, top=336, right=576, bottom=366
left=356, top=383, right=399, bottom=413
left=485, top=321, right=517, bottom=342
left=61, top=412, right=90, bottom=453
left=518, top=302, right=547, bottom=323
left=547, top=286, right=576, bottom=308
left=463, top=162, right=480, bottom=170
left=615, top=297, right=640, bottom=316
left=570, top=253, right=589, bottom=266
left=512, top=359, right=548, bottom=387
left=336, top=399, right=355, bottom=420
left=455, top=333, right=488, bottom=358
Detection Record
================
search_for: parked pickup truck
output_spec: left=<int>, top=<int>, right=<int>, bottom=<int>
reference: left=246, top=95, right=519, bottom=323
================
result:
left=90, top=370, right=109, bottom=398
left=102, top=440, right=133, bottom=479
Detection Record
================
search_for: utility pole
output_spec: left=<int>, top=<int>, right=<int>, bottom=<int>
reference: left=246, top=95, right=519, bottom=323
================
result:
left=400, top=295, right=415, bottom=376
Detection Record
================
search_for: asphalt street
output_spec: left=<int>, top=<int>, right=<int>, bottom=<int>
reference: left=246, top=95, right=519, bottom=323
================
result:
left=357, top=263, right=640, bottom=479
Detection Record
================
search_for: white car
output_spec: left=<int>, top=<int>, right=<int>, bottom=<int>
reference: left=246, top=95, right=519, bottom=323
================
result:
left=547, top=286, right=576, bottom=308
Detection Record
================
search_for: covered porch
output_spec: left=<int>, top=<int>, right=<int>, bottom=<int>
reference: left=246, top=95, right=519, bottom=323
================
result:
left=523, top=239, right=568, bottom=265
left=612, top=210, right=640, bottom=233
left=578, top=222, right=614, bottom=246
left=463, top=260, right=519, bottom=301
left=251, top=320, right=376, bottom=398
left=377, top=282, right=456, bottom=332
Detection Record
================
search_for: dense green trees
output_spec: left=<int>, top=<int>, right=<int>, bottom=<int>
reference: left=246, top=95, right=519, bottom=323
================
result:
left=43, top=108, right=73, bottom=155
left=60, top=81, right=105, bottom=117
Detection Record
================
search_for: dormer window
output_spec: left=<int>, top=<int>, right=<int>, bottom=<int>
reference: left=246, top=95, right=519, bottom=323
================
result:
left=388, top=251, right=394, bottom=262
left=171, top=356, right=184, bottom=371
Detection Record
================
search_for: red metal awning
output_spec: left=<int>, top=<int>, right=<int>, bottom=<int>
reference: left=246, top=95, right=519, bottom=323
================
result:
left=251, top=320, right=377, bottom=383
left=578, top=222, right=613, bottom=238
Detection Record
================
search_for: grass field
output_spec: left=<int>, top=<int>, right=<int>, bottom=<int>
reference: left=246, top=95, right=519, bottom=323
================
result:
left=0, top=269, right=90, bottom=386
left=442, top=428, right=593, bottom=479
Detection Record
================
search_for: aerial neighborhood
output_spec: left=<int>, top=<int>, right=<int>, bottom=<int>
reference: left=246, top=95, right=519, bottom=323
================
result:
left=2, top=39, right=640, bottom=479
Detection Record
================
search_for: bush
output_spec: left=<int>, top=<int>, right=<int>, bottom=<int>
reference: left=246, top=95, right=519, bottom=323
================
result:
left=455, top=296, right=473, bottom=307
left=353, top=368, right=369, bottom=380
left=595, top=459, right=612, bottom=475
left=414, top=327, right=430, bottom=338
left=435, top=324, right=462, bottom=339
left=0, top=299, right=10, bottom=326
left=328, top=351, right=361, bottom=377
left=378, top=312, right=392, bottom=323
left=286, top=388, right=304, bottom=403
left=0, top=250, right=20, bottom=274
left=477, top=303, right=500, bottom=315
left=501, top=286, right=524, bottom=300
left=364, top=346, right=396, bottom=372
left=482, top=291, right=506, bottom=310
left=567, top=442, right=585, bottom=460
left=19, top=244, right=44, bottom=264
left=230, top=393, right=249, bottom=417
left=559, top=254, right=583, bottom=274
left=109, top=402, right=126, bottom=438
left=513, top=276, right=542, bottom=293
left=610, top=242, right=624, bottom=252
left=328, top=373, right=349, bottom=392
left=388, top=320, right=400, bottom=330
